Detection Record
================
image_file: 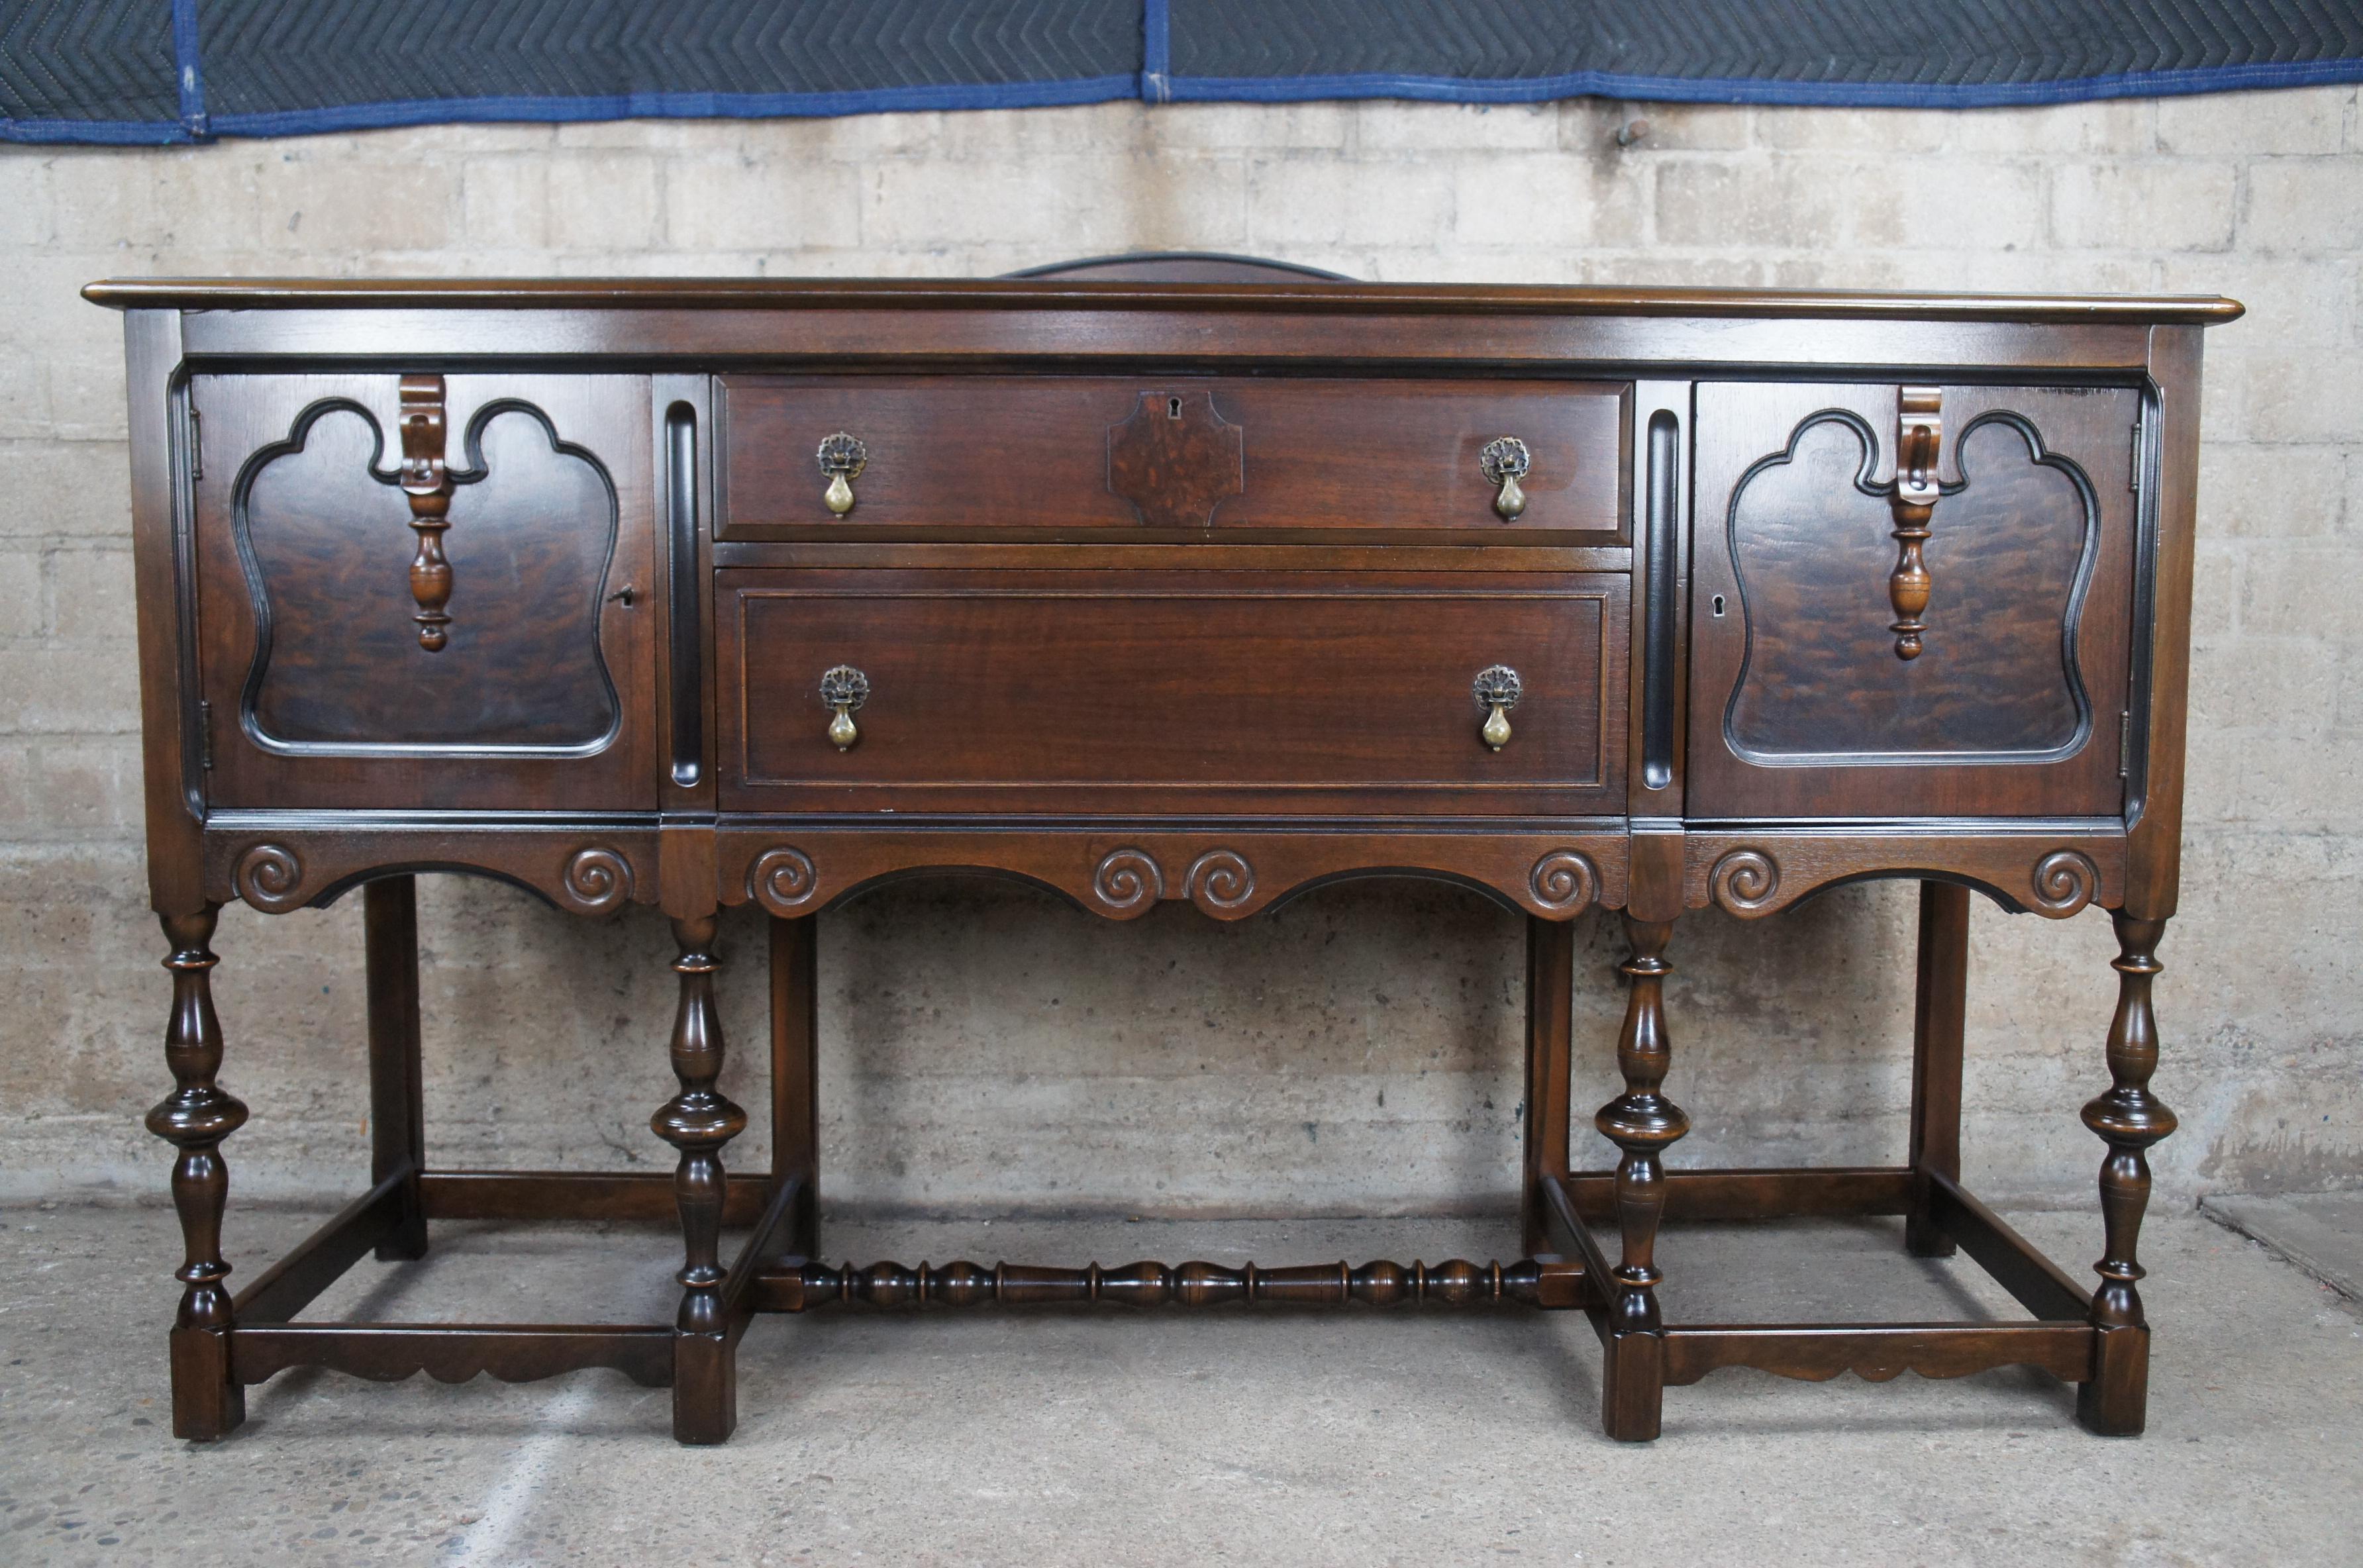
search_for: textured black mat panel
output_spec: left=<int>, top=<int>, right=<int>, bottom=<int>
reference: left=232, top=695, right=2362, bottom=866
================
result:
left=0, top=0, right=177, bottom=141
left=1159, top=0, right=2363, bottom=106
left=7, top=0, right=2362, bottom=143
left=200, top=0, right=1140, bottom=122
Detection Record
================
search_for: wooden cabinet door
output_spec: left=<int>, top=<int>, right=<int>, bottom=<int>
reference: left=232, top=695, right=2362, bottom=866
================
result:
left=191, top=374, right=657, bottom=811
left=1687, top=382, right=2140, bottom=820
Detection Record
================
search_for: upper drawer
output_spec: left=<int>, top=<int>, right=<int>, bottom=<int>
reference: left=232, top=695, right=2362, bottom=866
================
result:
left=715, top=375, right=1629, bottom=542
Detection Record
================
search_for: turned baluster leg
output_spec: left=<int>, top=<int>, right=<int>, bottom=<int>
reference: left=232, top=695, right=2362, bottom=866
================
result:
left=365, top=877, right=428, bottom=1261
left=1521, top=915, right=1575, bottom=1259
left=1905, top=883, right=1970, bottom=1257
left=770, top=914, right=821, bottom=1259
left=1594, top=916, right=1689, bottom=1441
left=2078, top=913, right=2178, bottom=1436
left=146, top=906, right=250, bottom=1440
left=652, top=915, right=748, bottom=1444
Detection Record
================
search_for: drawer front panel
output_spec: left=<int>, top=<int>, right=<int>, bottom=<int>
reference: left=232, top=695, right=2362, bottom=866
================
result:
left=717, top=375, right=1628, bottom=541
left=192, top=373, right=658, bottom=811
left=717, top=569, right=1628, bottom=816
left=1688, top=381, right=2138, bottom=819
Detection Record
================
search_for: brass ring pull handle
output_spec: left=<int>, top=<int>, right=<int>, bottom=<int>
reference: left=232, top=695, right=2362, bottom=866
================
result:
left=817, top=432, right=868, bottom=516
left=1479, top=436, right=1531, bottom=520
left=1472, top=664, right=1522, bottom=752
left=819, top=664, right=870, bottom=750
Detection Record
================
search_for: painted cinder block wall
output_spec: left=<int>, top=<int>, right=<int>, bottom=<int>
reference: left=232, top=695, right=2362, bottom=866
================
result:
left=1, top=89, right=2357, bottom=1216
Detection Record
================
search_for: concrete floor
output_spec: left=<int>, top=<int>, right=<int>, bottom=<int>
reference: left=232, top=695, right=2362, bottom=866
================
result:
left=1, top=1202, right=2358, bottom=1567
left=2202, top=1191, right=2363, bottom=1302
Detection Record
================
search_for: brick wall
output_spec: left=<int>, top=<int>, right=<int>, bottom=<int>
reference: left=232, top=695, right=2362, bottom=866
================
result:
left=2, top=91, right=2356, bottom=1215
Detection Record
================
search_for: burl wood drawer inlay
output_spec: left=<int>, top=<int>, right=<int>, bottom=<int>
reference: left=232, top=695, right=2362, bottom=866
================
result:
left=715, top=375, right=1629, bottom=540
left=716, top=569, right=1629, bottom=816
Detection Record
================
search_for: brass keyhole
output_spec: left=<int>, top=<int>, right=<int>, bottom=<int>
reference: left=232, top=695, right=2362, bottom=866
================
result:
left=1712, top=595, right=1726, bottom=617
left=1168, top=396, right=1183, bottom=419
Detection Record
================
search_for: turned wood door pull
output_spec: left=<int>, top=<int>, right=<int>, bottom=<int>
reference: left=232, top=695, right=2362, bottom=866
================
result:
left=1887, top=386, right=1943, bottom=660
left=397, top=374, right=456, bottom=652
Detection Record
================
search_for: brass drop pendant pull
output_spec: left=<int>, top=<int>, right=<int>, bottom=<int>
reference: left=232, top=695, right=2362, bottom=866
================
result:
left=817, top=432, right=868, bottom=516
left=1472, top=664, right=1522, bottom=751
left=1480, top=436, right=1531, bottom=520
left=819, top=664, right=870, bottom=750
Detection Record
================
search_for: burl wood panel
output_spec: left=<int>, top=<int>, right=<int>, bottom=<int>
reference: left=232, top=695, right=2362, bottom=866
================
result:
left=191, top=375, right=657, bottom=812
left=715, top=569, right=1628, bottom=816
left=715, top=375, right=1629, bottom=542
left=1688, top=383, right=2138, bottom=818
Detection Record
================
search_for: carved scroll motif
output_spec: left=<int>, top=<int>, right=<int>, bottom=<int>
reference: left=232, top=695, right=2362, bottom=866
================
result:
left=2029, top=850, right=2099, bottom=917
left=558, top=848, right=632, bottom=914
left=1091, top=848, right=1166, bottom=917
left=1184, top=848, right=1256, bottom=914
left=748, top=848, right=819, bottom=916
left=1887, top=387, right=1943, bottom=660
left=1708, top=848, right=1780, bottom=914
left=232, top=842, right=305, bottom=912
left=398, top=374, right=457, bottom=652
left=1529, top=850, right=1600, bottom=914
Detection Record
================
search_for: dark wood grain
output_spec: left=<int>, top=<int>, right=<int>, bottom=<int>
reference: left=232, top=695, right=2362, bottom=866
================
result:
left=770, top=916, right=820, bottom=1256
left=2080, top=912, right=2176, bottom=1436
left=364, top=877, right=428, bottom=1260
left=1689, top=383, right=2139, bottom=818
left=191, top=373, right=658, bottom=812
left=1906, top=881, right=1969, bottom=1257
left=1595, top=916, right=1687, bottom=1441
left=716, top=375, right=1628, bottom=542
left=1682, top=829, right=2124, bottom=920
left=756, top=1255, right=1585, bottom=1311
left=98, top=273, right=2233, bottom=1446
left=721, top=826, right=1619, bottom=924
left=717, top=568, right=1627, bottom=817
left=1521, top=916, right=1575, bottom=1257
left=652, top=914, right=746, bottom=1444
left=83, top=275, right=2244, bottom=324
left=230, top=1324, right=673, bottom=1389
left=146, top=905, right=247, bottom=1440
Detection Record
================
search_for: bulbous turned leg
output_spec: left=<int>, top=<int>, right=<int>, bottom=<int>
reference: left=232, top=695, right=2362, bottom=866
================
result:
left=651, top=915, right=748, bottom=1444
left=1595, top=916, right=1689, bottom=1441
left=145, top=907, right=249, bottom=1440
left=2078, top=912, right=2177, bottom=1436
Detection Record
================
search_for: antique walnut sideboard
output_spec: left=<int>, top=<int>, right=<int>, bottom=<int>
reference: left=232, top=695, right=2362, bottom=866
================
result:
left=87, top=260, right=2238, bottom=1445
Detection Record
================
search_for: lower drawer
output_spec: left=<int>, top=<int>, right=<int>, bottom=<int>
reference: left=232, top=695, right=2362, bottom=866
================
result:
left=716, top=569, right=1629, bottom=816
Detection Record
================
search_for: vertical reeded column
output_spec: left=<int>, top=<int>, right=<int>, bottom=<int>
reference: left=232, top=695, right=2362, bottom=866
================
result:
left=145, top=906, right=249, bottom=1440
left=1594, top=916, right=1689, bottom=1441
left=2078, top=913, right=2177, bottom=1435
left=652, top=914, right=747, bottom=1443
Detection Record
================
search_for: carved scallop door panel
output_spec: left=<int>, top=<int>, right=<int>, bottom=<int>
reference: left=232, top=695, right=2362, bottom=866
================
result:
left=190, top=375, right=658, bottom=810
left=1687, top=382, right=2140, bottom=819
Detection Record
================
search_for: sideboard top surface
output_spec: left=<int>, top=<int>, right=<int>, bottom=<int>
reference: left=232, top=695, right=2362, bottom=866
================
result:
left=81, top=276, right=2245, bottom=326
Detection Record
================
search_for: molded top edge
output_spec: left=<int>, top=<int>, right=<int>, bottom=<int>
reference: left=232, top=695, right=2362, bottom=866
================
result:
left=81, top=276, right=2245, bottom=324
